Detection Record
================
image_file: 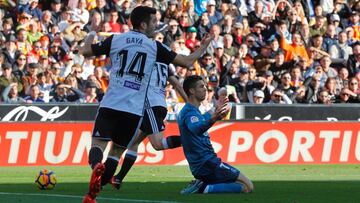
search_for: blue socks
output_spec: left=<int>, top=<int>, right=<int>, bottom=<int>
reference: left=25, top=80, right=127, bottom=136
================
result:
left=203, top=182, right=244, bottom=193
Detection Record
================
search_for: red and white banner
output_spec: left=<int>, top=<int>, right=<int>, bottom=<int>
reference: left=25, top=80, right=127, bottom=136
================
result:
left=0, top=122, right=359, bottom=166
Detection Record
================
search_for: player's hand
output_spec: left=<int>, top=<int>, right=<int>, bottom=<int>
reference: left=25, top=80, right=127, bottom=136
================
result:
left=201, top=33, right=214, bottom=46
left=214, top=102, right=230, bottom=120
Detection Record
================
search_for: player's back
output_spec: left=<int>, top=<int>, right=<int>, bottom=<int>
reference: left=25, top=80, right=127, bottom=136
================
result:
left=100, top=31, right=157, bottom=116
left=146, top=62, right=173, bottom=108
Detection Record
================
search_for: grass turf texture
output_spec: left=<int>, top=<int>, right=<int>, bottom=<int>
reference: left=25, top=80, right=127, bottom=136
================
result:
left=0, top=165, right=359, bottom=203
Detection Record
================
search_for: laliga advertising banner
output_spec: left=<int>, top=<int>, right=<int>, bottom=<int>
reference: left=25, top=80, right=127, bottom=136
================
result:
left=0, top=122, right=360, bottom=166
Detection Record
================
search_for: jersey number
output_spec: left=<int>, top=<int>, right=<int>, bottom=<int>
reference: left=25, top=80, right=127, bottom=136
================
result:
left=117, top=50, right=147, bottom=82
left=156, top=63, right=168, bottom=87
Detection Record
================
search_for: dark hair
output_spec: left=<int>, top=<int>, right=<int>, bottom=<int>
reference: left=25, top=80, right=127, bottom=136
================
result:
left=183, top=75, right=204, bottom=96
left=130, top=6, right=156, bottom=29
left=37, top=72, right=46, bottom=78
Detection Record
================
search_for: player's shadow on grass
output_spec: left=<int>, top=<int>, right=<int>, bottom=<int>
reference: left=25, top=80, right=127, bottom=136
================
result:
left=0, top=181, right=359, bottom=203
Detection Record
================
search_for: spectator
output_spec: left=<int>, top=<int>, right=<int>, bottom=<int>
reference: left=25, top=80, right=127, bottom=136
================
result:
left=64, top=22, right=87, bottom=45
left=22, top=63, right=39, bottom=94
left=224, top=34, right=239, bottom=59
left=2, top=83, right=25, bottom=103
left=58, top=7, right=73, bottom=32
left=93, top=66, right=108, bottom=93
left=280, top=30, right=310, bottom=64
left=268, top=50, right=293, bottom=83
left=84, top=12, right=102, bottom=32
left=3, top=35, right=19, bottom=65
left=206, top=0, right=223, bottom=25
left=27, top=19, right=43, bottom=44
left=309, top=16, right=326, bottom=37
left=254, top=44, right=274, bottom=74
left=179, top=11, right=192, bottom=32
left=80, top=81, right=98, bottom=103
left=317, top=89, right=332, bottom=104
left=185, top=26, right=199, bottom=53
left=194, top=12, right=212, bottom=39
left=324, top=77, right=338, bottom=102
left=304, top=74, right=322, bottom=103
left=23, top=0, right=42, bottom=20
left=74, top=0, right=90, bottom=26
left=90, top=0, right=112, bottom=22
left=335, top=88, right=353, bottom=103
left=253, top=89, right=265, bottom=104
left=37, top=72, right=53, bottom=102
left=346, top=42, right=360, bottom=77
left=163, top=18, right=183, bottom=46
left=221, top=15, right=234, bottom=35
left=278, top=72, right=297, bottom=99
left=0, top=63, right=23, bottom=94
left=347, top=77, right=360, bottom=102
left=322, top=24, right=338, bottom=53
left=336, top=67, right=349, bottom=91
left=248, top=0, right=264, bottom=27
left=162, top=0, right=180, bottom=23
left=49, top=0, right=62, bottom=25
left=49, top=83, right=84, bottom=102
left=268, top=89, right=292, bottom=104
left=319, top=55, right=338, bottom=80
left=234, top=67, right=250, bottom=102
left=13, top=54, right=27, bottom=80
left=290, top=65, right=303, bottom=88
left=329, top=31, right=353, bottom=65
left=108, top=10, right=121, bottom=33
left=231, top=22, right=245, bottom=48
left=24, top=84, right=44, bottom=103
left=287, top=9, right=302, bottom=34
left=86, top=74, right=104, bottom=101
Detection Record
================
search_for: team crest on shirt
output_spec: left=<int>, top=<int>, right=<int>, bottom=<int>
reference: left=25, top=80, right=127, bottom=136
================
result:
left=190, top=116, right=199, bottom=123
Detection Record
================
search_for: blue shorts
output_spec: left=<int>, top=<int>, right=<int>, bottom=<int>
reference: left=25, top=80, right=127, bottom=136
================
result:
left=195, top=158, right=240, bottom=184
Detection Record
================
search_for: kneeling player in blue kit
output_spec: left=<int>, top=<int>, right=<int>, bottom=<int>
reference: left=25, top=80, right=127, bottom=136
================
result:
left=177, top=75, right=254, bottom=194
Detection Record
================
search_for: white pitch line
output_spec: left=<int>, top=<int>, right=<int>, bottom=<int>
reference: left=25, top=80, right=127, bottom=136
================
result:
left=0, top=192, right=179, bottom=203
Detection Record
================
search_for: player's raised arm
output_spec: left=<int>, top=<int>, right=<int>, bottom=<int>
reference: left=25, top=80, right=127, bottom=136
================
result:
left=168, top=75, right=189, bottom=102
left=172, top=34, right=214, bottom=68
left=79, top=31, right=97, bottom=57
left=79, top=32, right=113, bottom=58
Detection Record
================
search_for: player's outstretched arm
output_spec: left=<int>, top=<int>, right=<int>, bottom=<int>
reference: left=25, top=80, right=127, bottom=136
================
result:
left=79, top=31, right=97, bottom=57
left=168, top=75, right=189, bottom=102
left=172, top=34, right=214, bottom=68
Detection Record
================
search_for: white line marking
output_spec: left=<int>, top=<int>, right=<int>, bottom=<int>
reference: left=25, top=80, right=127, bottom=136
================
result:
left=0, top=192, right=179, bottom=203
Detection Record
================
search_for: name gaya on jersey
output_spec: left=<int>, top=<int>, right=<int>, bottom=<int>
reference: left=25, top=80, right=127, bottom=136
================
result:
left=91, top=31, right=176, bottom=116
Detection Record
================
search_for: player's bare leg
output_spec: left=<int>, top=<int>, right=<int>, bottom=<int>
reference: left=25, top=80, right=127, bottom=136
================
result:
left=111, top=131, right=145, bottom=189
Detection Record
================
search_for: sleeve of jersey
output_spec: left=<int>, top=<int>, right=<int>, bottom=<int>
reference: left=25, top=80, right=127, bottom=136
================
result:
left=168, top=65, right=175, bottom=77
left=184, top=111, right=213, bottom=136
left=90, top=35, right=114, bottom=57
left=156, top=41, right=177, bottom=65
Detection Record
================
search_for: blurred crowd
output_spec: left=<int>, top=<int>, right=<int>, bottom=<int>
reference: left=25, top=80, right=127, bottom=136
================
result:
left=0, top=0, right=359, bottom=110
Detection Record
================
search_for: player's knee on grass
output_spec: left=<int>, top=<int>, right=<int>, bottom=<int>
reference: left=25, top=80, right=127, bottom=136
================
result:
left=237, top=173, right=254, bottom=193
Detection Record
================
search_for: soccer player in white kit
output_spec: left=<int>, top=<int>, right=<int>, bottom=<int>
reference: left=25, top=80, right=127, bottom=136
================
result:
left=79, top=6, right=213, bottom=203
left=110, top=62, right=188, bottom=189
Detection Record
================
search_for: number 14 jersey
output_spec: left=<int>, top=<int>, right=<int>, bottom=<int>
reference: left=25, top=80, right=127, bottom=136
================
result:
left=91, top=31, right=177, bottom=116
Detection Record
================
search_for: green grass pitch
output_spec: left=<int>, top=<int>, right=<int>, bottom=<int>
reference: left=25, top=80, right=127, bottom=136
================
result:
left=0, top=165, right=359, bottom=203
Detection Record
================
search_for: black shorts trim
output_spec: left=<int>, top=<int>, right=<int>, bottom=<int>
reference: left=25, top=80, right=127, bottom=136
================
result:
left=140, top=106, right=167, bottom=135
